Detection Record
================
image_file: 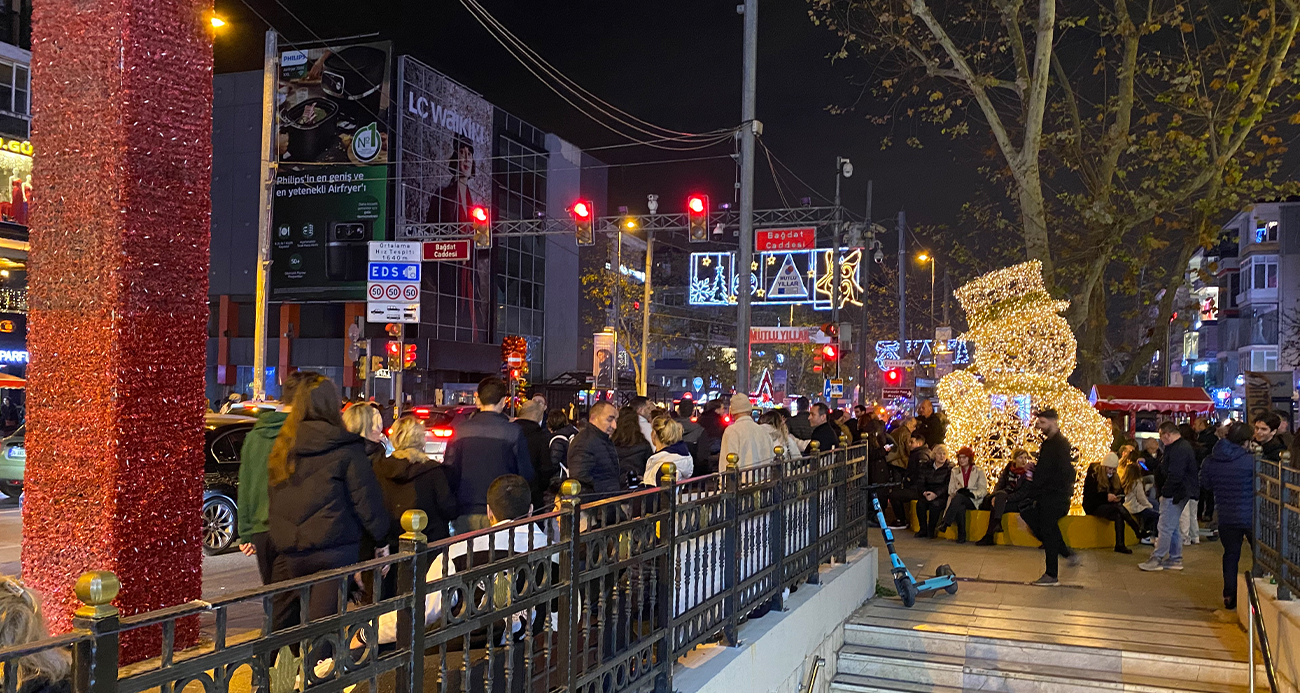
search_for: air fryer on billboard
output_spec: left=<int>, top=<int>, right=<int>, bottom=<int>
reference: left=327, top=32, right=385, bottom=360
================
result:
left=322, top=46, right=387, bottom=128
left=327, top=221, right=370, bottom=282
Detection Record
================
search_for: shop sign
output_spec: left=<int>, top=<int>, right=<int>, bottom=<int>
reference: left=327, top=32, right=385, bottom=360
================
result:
left=0, top=138, right=32, bottom=157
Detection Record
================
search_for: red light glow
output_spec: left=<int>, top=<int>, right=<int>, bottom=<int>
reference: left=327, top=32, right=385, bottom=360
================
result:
left=822, top=345, right=837, bottom=358
left=471, top=206, right=488, bottom=223
left=688, top=196, right=705, bottom=214
left=431, top=427, right=454, bottom=438
left=573, top=201, right=591, bottom=218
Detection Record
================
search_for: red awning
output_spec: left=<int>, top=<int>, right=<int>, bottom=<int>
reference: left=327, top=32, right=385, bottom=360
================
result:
left=1089, top=385, right=1215, bottom=414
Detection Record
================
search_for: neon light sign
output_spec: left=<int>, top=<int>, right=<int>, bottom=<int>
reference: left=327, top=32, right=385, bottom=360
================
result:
left=875, top=339, right=971, bottom=369
left=689, top=248, right=862, bottom=310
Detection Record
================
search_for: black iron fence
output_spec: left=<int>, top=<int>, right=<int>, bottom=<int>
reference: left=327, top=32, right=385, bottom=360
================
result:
left=1, top=442, right=869, bottom=693
left=1254, top=450, right=1297, bottom=600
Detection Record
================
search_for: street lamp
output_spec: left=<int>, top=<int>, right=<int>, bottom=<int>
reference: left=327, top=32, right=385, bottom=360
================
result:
left=916, top=252, right=935, bottom=338
left=209, top=13, right=227, bottom=28
left=832, top=157, right=853, bottom=378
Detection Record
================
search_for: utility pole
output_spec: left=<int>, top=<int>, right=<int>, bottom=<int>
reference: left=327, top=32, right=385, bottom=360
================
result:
left=859, top=180, right=872, bottom=406
left=736, top=0, right=758, bottom=396
left=943, top=269, right=951, bottom=326
left=833, top=156, right=851, bottom=379
left=639, top=227, right=653, bottom=397
left=898, top=209, right=907, bottom=350
left=251, top=29, right=278, bottom=401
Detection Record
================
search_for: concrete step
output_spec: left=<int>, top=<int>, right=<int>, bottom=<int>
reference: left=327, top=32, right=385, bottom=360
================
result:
left=830, top=672, right=965, bottom=693
left=834, top=644, right=1264, bottom=693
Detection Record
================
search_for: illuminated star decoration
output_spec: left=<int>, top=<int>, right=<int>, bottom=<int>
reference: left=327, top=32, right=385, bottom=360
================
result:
left=814, top=249, right=864, bottom=308
left=766, top=255, right=777, bottom=265
left=936, top=260, right=1110, bottom=509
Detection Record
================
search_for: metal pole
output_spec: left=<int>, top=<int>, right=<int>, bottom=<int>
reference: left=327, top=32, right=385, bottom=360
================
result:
left=930, top=261, right=936, bottom=338
left=639, top=227, right=653, bottom=397
left=832, top=162, right=841, bottom=379
left=898, top=210, right=906, bottom=349
left=736, top=0, right=757, bottom=395
left=393, top=329, right=403, bottom=420
left=859, top=181, right=872, bottom=406
left=1249, top=603, right=1256, bottom=692
left=943, top=268, right=950, bottom=326
left=363, top=339, right=372, bottom=400
left=251, top=29, right=278, bottom=401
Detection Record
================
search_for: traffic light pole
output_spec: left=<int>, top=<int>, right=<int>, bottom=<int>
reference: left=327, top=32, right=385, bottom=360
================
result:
left=393, top=330, right=404, bottom=421
left=251, top=29, right=278, bottom=401
left=638, top=227, right=653, bottom=397
left=736, top=0, right=758, bottom=396
left=859, top=180, right=872, bottom=406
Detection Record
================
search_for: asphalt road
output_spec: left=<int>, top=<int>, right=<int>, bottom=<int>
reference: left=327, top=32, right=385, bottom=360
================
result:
left=0, top=495, right=265, bottom=599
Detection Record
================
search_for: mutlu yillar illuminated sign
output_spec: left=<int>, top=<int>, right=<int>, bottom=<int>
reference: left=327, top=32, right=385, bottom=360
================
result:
left=688, top=247, right=864, bottom=310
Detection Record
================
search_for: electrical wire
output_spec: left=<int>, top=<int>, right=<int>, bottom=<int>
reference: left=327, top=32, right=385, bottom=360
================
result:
left=455, top=0, right=740, bottom=150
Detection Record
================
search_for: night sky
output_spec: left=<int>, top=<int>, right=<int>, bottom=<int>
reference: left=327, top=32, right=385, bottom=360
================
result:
left=213, top=0, right=984, bottom=231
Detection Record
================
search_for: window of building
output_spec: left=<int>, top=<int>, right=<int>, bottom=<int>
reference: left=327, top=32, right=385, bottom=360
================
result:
left=492, top=116, right=548, bottom=374
left=1250, top=349, right=1279, bottom=372
left=1227, top=272, right=1240, bottom=307
left=1256, top=220, right=1280, bottom=243
left=1246, top=256, right=1279, bottom=290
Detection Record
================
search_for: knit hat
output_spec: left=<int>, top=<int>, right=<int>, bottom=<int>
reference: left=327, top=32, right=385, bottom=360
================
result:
left=956, top=446, right=976, bottom=461
left=729, top=393, right=754, bottom=415
left=1102, top=452, right=1119, bottom=468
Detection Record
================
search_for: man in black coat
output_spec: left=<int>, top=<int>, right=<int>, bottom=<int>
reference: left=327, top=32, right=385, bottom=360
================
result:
left=809, top=402, right=840, bottom=452
left=788, top=396, right=814, bottom=440
left=1140, top=421, right=1199, bottom=571
left=1022, top=409, right=1078, bottom=585
left=445, top=377, right=535, bottom=534
left=514, top=396, right=554, bottom=511
left=567, top=402, right=622, bottom=494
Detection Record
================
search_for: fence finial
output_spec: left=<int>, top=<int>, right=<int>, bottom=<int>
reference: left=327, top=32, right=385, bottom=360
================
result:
left=726, top=453, right=739, bottom=471
left=658, top=462, right=677, bottom=487
left=773, top=445, right=784, bottom=459
left=809, top=440, right=821, bottom=452
left=74, top=570, right=120, bottom=619
left=401, top=509, right=428, bottom=542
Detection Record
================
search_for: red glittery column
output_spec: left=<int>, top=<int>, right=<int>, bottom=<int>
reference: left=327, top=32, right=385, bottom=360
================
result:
left=22, top=0, right=212, bottom=657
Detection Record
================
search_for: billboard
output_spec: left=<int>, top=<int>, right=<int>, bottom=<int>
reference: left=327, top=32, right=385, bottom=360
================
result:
left=689, top=248, right=864, bottom=310
left=271, top=166, right=387, bottom=301
left=593, top=332, right=616, bottom=390
left=396, top=56, right=493, bottom=235
left=272, top=41, right=393, bottom=301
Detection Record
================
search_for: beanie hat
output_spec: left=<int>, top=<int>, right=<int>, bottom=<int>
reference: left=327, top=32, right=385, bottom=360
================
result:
left=729, top=393, right=754, bottom=416
left=1102, top=452, right=1119, bottom=468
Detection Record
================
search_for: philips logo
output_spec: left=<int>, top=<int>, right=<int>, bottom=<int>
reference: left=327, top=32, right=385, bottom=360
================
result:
left=281, top=50, right=308, bottom=67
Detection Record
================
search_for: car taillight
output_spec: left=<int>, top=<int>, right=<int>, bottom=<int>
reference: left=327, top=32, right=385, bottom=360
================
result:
left=413, top=407, right=431, bottom=418
left=431, top=427, right=454, bottom=438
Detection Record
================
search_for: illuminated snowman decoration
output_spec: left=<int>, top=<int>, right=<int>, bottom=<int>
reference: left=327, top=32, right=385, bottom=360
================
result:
left=936, top=261, right=1110, bottom=506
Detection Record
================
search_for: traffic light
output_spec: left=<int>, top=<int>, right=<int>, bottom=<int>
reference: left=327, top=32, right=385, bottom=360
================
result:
left=572, top=200, right=594, bottom=246
left=813, top=350, right=824, bottom=373
left=687, top=194, right=709, bottom=242
left=884, top=368, right=903, bottom=386
left=822, top=344, right=838, bottom=362
left=403, top=343, right=417, bottom=369
left=386, top=341, right=402, bottom=370
left=470, top=205, right=491, bottom=249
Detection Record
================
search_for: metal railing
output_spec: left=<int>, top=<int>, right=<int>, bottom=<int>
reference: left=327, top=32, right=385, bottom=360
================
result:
left=1253, top=451, right=1297, bottom=599
left=0, top=442, right=869, bottom=693
left=1245, top=570, right=1280, bottom=692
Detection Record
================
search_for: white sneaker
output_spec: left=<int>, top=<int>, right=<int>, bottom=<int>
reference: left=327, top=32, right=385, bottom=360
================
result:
left=1140, top=537, right=1155, bottom=545
left=1138, top=559, right=1164, bottom=572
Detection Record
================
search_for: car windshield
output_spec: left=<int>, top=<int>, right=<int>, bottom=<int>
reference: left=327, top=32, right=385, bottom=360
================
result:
left=427, top=412, right=456, bottom=427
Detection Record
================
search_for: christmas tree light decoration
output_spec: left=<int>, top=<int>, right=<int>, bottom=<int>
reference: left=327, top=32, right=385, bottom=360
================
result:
left=937, top=261, right=1110, bottom=509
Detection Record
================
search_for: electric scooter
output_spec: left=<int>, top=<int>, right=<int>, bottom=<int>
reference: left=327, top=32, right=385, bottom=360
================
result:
left=868, top=482, right=959, bottom=607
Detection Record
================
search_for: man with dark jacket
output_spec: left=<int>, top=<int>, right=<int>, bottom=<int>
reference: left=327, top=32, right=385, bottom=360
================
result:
left=1023, top=409, right=1078, bottom=585
left=546, top=409, right=578, bottom=502
left=236, top=373, right=306, bottom=584
left=514, top=396, right=554, bottom=511
left=1139, top=421, right=1199, bottom=571
left=1253, top=411, right=1288, bottom=463
left=788, top=397, right=814, bottom=440
left=1201, top=422, right=1256, bottom=609
left=915, top=399, right=946, bottom=448
left=445, top=377, right=535, bottom=534
left=914, top=449, right=951, bottom=539
left=567, top=401, right=621, bottom=494
left=809, top=403, right=840, bottom=452
left=696, top=400, right=727, bottom=475
left=885, top=431, right=930, bottom=529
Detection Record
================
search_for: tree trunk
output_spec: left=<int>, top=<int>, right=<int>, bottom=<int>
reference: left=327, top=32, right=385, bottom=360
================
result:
left=1016, top=170, right=1054, bottom=282
left=1072, top=278, right=1109, bottom=388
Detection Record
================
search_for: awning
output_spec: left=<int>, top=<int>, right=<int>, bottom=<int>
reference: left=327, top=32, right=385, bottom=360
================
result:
left=1089, top=385, right=1215, bottom=414
left=0, top=373, right=24, bottom=389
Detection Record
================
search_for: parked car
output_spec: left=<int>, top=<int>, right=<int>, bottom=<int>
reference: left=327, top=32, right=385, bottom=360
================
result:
left=0, top=415, right=257, bottom=555
left=224, top=400, right=286, bottom=418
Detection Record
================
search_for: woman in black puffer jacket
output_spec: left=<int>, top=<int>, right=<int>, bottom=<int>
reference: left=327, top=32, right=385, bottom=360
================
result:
left=267, top=374, right=390, bottom=629
left=1200, top=421, right=1256, bottom=609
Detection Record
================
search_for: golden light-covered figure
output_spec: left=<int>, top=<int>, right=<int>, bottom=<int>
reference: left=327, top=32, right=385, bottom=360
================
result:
left=937, top=261, right=1111, bottom=508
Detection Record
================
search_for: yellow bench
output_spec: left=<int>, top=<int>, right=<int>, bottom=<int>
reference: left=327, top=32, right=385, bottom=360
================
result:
left=906, top=502, right=1138, bottom=548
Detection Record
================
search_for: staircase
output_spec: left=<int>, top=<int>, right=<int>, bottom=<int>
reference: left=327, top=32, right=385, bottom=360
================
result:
left=831, top=596, right=1267, bottom=692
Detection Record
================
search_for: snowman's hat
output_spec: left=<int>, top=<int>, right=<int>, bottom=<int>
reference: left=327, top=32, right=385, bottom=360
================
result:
left=954, top=260, right=1070, bottom=327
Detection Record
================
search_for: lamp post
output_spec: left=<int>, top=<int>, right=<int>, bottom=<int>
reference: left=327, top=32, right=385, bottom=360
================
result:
left=917, top=252, right=936, bottom=338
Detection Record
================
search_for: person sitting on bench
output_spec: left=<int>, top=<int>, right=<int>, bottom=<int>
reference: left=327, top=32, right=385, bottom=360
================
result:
left=975, top=449, right=1033, bottom=546
left=937, top=447, right=986, bottom=543
left=1083, top=453, right=1143, bottom=554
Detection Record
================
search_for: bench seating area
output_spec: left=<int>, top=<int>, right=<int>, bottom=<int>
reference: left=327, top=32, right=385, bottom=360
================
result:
left=905, top=502, right=1138, bottom=548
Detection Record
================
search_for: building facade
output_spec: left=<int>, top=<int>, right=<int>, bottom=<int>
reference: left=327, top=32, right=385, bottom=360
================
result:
left=0, top=3, right=30, bottom=394
left=207, top=53, right=599, bottom=406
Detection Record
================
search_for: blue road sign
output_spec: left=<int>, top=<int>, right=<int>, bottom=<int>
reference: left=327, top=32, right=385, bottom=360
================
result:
left=367, top=262, right=421, bottom=282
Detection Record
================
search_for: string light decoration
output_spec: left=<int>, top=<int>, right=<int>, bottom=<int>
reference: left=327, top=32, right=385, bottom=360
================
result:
left=937, top=261, right=1111, bottom=508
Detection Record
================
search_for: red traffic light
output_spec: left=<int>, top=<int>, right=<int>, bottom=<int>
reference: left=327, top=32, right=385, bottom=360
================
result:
left=572, top=201, right=591, bottom=219
left=470, top=206, right=489, bottom=223
left=687, top=196, right=706, bottom=214
left=822, top=344, right=837, bottom=359
left=386, top=341, right=401, bottom=356
left=884, top=368, right=903, bottom=385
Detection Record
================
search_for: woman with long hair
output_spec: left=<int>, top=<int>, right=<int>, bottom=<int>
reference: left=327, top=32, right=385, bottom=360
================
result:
left=0, top=577, right=69, bottom=693
left=758, top=409, right=804, bottom=460
left=644, top=415, right=693, bottom=484
left=937, top=447, right=987, bottom=543
left=1119, top=450, right=1158, bottom=539
left=612, top=406, right=652, bottom=488
left=267, top=374, right=389, bottom=629
left=374, top=415, right=458, bottom=543
left=343, top=401, right=390, bottom=468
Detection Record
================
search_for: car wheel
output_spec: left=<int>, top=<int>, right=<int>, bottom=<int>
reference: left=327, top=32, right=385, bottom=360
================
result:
left=202, top=494, right=237, bottom=555
left=0, top=482, right=20, bottom=498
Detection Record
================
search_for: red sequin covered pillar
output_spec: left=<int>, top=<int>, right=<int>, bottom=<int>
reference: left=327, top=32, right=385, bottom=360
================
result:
left=22, top=0, right=213, bottom=650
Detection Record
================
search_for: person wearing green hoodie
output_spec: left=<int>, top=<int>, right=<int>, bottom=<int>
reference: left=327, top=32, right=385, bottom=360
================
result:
left=236, top=373, right=305, bottom=584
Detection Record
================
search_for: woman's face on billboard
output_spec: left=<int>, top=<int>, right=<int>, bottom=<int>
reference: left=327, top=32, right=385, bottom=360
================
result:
left=457, top=145, right=473, bottom=178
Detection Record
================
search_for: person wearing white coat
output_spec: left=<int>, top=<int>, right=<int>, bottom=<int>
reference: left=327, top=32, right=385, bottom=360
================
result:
left=644, top=416, right=694, bottom=485
left=937, top=446, right=988, bottom=543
